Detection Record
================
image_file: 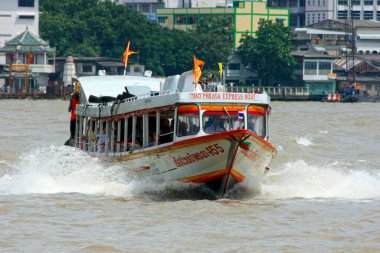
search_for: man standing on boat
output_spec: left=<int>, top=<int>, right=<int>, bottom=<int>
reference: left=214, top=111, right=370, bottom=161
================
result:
left=68, top=92, right=80, bottom=139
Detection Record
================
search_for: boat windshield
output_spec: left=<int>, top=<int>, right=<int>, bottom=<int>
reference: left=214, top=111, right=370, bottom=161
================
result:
left=201, top=104, right=245, bottom=133
left=247, top=105, right=266, bottom=138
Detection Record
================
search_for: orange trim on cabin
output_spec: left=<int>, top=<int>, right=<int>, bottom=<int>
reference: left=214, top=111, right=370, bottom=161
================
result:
left=201, top=104, right=246, bottom=111
left=178, top=104, right=199, bottom=114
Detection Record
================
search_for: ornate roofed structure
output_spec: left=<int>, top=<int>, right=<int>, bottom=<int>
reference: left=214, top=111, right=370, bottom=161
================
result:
left=0, top=27, right=55, bottom=54
left=0, top=27, right=56, bottom=95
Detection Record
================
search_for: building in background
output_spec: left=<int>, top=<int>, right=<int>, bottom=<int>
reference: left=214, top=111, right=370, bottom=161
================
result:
left=267, top=0, right=305, bottom=30
left=305, top=0, right=335, bottom=26
left=0, top=0, right=39, bottom=64
left=157, top=1, right=289, bottom=85
left=115, top=0, right=165, bottom=21
left=337, top=0, right=380, bottom=20
left=114, top=0, right=234, bottom=21
left=294, top=19, right=380, bottom=55
left=0, top=28, right=55, bottom=95
left=292, top=50, right=336, bottom=98
left=157, top=1, right=289, bottom=48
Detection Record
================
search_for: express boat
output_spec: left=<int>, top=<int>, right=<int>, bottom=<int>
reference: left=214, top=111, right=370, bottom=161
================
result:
left=69, top=70, right=276, bottom=195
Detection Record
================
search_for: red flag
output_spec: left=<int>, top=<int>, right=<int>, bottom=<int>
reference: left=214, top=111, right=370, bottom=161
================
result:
left=123, top=41, right=137, bottom=67
left=193, top=55, right=204, bottom=82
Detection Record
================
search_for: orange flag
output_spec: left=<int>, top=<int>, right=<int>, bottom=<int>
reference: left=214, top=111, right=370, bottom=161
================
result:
left=193, top=55, right=204, bottom=82
left=123, top=41, right=138, bottom=67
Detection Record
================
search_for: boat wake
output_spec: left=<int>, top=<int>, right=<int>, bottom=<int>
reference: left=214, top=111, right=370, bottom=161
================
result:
left=1, top=146, right=379, bottom=200
left=259, top=160, right=380, bottom=200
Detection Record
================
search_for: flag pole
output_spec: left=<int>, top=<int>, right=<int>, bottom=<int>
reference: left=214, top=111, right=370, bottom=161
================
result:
left=123, top=41, right=130, bottom=76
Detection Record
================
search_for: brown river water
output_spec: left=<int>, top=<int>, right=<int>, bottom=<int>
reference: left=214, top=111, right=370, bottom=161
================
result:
left=0, top=100, right=379, bottom=252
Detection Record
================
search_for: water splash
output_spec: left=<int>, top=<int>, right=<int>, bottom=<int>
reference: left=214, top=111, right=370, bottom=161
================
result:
left=296, top=136, right=313, bottom=147
left=0, top=146, right=216, bottom=199
left=0, top=146, right=133, bottom=196
left=2, top=146, right=379, bottom=200
left=259, top=160, right=380, bottom=200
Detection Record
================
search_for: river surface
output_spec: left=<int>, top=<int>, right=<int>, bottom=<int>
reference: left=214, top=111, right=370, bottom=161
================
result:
left=0, top=100, right=379, bottom=252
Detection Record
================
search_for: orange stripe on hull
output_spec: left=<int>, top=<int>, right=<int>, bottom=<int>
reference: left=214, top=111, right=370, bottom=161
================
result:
left=180, top=169, right=228, bottom=183
left=180, top=168, right=246, bottom=185
left=231, top=169, right=245, bottom=183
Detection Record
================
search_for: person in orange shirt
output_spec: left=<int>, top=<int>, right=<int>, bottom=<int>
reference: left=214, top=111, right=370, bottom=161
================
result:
left=68, top=92, right=80, bottom=139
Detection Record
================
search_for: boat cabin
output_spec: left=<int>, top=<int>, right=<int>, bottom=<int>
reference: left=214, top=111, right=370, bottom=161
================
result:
left=73, top=71, right=271, bottom=156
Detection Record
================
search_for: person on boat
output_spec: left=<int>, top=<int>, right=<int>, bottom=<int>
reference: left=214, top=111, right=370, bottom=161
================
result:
left=158, top=118, right=173, bottom=144
left=68, top=92, right=80, bottom=139
left=97, top=123, right=108, bottom=152
left=247, top=117, right=256, bottom=133
left=177, top=121, right=188, bottom=136
left=206, top=116, right=225, bottom=133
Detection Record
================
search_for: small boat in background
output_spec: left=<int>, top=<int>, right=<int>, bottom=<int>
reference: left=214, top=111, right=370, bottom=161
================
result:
left=67, top=70, right=276, bottom=196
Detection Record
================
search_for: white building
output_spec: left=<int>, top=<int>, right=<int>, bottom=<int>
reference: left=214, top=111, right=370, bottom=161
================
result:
left=337, top=0, right=380, bottom=20
left=0, top=0, right=39, bottom=64
left=305, top=0, right=336, bottom=26
left=114, top=0, right=233, bottom=21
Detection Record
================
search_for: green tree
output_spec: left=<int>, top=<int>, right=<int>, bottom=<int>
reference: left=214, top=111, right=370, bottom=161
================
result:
left=39, top=0, right=234, bottom=76
left=191, top=16, right=233, bottom=71
left=238, top=19, right=295, bottom=85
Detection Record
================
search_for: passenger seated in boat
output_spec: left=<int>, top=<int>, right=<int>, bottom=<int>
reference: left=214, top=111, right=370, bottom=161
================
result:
left=247, top=118, right=256, bottom=133
left=97, top=124, right=108, bottom=152
left=190, top=124, right=199, bottom=134
left=205, top=116, right=225, bottom=133
left=233, top=119, right=244, bottom=130
left=148, top=132, right=157, bottom=147
left=158, top=118, right=173, bottom=144
left=177, top=121, right=188, bottom=137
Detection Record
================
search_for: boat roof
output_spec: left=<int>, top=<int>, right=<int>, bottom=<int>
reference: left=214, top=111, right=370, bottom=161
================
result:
left=75, top=71, right=271, bottom=118
left=78, top=75, right=165, bottom=104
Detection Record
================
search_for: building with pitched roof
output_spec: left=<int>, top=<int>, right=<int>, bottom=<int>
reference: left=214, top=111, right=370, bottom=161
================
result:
left=0, top=0, right=39, bottom=64
left=0, top=27, right=56, bottom=94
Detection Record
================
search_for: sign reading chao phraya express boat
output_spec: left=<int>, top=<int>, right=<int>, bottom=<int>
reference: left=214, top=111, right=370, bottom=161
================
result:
left=190, top=92, right=255, bottom=101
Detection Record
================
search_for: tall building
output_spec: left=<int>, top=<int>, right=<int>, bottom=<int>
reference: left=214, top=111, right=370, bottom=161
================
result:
left=305, top=0, right=335, bottom=26
left=267, top=0, right=306, bottom=30
left=337, top=0, right=380, bottom=20
left=0, top=0, right=39, bottom=64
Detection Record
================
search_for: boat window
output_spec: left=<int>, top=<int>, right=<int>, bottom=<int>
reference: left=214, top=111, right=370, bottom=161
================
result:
left=159, top=109, right=174, bottom=144
left=176, top=104, right=200, bottom=137
left=247, top=105, right=266, bottom=138
left=135, top=116, right=143, bottom=148
left=148, top=112, right=157, bottom=147
left=201, top=104, right=246, bottom=133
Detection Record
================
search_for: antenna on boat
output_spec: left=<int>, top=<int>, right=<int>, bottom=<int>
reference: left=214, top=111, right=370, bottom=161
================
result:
left=344, top=1, right=356, bottom=88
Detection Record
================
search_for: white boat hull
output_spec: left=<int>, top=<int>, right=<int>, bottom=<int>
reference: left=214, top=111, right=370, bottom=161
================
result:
left=109, top=130, right=276, bottom=194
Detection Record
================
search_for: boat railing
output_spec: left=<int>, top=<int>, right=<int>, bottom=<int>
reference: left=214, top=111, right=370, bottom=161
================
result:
left=202, top=85, right=310, bottom=96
